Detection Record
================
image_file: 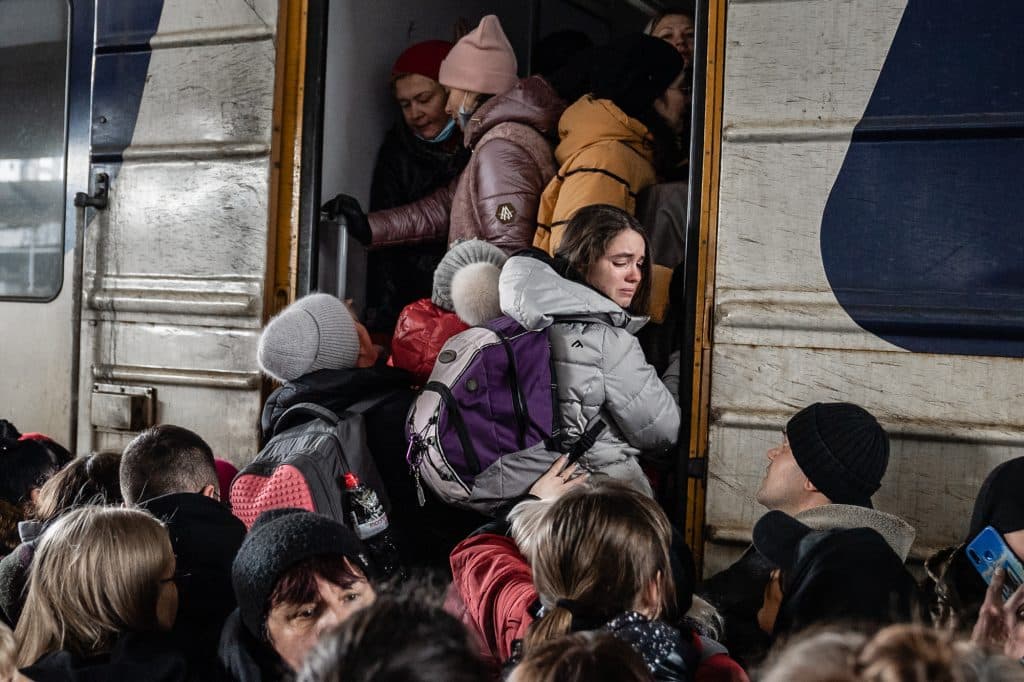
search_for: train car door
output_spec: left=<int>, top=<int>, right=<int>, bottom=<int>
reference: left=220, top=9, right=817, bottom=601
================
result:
left=0, top=0, right=89, bottom=444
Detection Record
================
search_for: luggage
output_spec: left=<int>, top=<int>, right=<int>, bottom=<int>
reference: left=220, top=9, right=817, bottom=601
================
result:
left=231, top=395, right=395, bottom=529
left=406, top=315, right=602, bottom=515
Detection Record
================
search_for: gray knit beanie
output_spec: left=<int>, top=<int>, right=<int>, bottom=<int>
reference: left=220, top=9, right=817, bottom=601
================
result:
left=432, top=239, right=508, bottom=311
left=257, top=293, right=361, bottom=382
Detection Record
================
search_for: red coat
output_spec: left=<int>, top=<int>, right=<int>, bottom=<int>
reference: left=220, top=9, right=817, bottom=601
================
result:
left=449, top=533, right=750, bottom=682
left=388, top=298, right=469, bottom=385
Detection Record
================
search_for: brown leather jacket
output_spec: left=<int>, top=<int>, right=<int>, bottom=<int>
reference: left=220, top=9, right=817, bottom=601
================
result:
left=367, top=76, right=564, bottom=254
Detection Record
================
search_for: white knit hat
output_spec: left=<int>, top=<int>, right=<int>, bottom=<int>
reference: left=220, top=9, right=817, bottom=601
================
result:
left=257, top=293, right=361, bottom=382
left=432, top=239, right=508, bottom=311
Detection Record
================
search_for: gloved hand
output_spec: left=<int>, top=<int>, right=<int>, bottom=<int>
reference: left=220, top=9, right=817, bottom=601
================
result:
left=321, top=193, right=372, bottom=246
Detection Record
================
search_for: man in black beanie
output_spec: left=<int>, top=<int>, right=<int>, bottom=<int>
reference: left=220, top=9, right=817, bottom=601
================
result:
left=698, top=402, right=917, bottom=667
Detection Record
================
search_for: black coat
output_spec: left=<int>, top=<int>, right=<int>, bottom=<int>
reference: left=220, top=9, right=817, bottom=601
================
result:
left=141, top=492, right=246, bottom=680
left=364, top=122, right=470, bottom=334
left=22, top=631, right=189, bottom=682
left=696, top=547, right=773, bottom=669
left=218, top=609, right=287, bottom=682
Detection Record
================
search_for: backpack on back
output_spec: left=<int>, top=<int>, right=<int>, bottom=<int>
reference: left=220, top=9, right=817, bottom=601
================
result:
left=231, top=396, right=394, bottom=529
left=406, top=316, right=602, bottom=515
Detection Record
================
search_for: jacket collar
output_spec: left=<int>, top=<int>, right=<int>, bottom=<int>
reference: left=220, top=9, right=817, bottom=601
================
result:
left=795, top=503, right=917, bottom=562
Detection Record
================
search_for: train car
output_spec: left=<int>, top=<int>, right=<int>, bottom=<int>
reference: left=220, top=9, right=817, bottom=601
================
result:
left=2, top=0, right=1021, bottom=571
left=692, top=0, right=1024, bottom=571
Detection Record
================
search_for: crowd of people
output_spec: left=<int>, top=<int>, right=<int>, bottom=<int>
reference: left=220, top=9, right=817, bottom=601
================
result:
left=2, top=6, right=1024, bottom=681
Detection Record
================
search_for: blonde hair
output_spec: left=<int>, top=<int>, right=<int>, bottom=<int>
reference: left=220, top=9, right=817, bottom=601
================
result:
left=759, top=628, right=866, bottom=682
left=508, top=497, right=555, bottom=565
left=524, top=481, right=675, bottom=651
left=0, top=621, right=14, bottom=680
left=15, top=506, right=173, bottom=666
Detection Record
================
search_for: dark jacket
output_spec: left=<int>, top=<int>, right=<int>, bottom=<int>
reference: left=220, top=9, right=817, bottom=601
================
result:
left=364, top=121, right=470, bottom=333
left=698, top=504, right=916, bottom=668
left=140, top=492, right=246, bottom=679
left=368, top=76, right=565, bottom=254
left=218, top=609, right=288, bottom=682
left=22, top=631, right=189, bottom=682
left=0, top=520, right=42, bottom=626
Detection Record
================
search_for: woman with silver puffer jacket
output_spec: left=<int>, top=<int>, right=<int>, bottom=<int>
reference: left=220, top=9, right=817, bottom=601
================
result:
left=499, top=205, right=680, bottom=497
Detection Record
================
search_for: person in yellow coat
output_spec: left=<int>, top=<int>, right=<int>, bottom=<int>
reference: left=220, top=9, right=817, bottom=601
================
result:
left=533, top=35, right=686, bottom=321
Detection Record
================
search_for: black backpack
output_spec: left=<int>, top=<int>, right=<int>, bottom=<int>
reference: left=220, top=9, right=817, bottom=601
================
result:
left=230, top=395, right=394, bottom=529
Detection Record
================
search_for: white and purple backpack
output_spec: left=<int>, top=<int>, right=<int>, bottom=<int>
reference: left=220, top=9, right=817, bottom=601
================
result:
left=405, top=315, right=601, bottom=515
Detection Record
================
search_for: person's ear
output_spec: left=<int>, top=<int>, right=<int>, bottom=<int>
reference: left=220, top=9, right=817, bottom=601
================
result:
left=28, top=487, right=42, bottom=507
left=200, top=483, right=219, bottom=500
left=641, top=573, right=662, bottom=618
left=802, top=476, right=820, bottom=493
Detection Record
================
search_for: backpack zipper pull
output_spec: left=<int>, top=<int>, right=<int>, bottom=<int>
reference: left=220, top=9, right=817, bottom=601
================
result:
left=414, top=469, right=426, bottom=507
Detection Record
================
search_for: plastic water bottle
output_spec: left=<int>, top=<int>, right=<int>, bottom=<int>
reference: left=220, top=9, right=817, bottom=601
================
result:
left=343, top=473, right=401, bottom=579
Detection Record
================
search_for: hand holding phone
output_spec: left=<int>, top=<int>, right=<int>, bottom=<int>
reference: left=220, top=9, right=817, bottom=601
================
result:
left=967, top=526, right=1024, bottom=601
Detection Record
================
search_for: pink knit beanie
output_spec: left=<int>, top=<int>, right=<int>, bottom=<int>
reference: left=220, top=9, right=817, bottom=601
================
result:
left=438, top=15, right=518, bottom=95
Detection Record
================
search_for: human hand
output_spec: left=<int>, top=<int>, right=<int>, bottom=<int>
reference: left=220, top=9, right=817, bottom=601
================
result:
left=528, top=456, right=588, bottom=501
left=321, top=193, right=371, bottom=245
left=972, top=568, right=1010, bottom=649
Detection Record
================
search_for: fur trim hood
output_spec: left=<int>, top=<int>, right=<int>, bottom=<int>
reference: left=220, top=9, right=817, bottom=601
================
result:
left=795, top=503, right=917, bottom=562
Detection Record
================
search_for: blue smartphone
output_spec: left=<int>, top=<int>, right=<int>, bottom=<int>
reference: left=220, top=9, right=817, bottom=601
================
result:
left=966, top=525, right=1024, bottom=601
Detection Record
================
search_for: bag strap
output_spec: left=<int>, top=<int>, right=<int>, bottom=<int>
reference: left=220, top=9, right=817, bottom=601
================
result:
left=565, top=419, right=607, bottom=464
left=274, top=402, right=340, bottom=436
left=274, top=391, right=399, bottom=437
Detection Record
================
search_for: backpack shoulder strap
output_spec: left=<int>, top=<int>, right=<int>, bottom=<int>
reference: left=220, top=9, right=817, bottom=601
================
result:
left=273, top=402, right=340, bottom=436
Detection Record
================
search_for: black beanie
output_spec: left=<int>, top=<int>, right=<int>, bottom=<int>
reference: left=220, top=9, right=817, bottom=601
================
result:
left=590, top=34, right=685, bottom=121
left=967, top=456, right=1024, bottom=542
left=231, top=509, right=373, bottom=638
left=786, top=402, right=889, bottom=508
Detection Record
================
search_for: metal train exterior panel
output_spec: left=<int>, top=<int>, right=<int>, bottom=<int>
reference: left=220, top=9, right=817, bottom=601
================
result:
left=704, top=0, right=1024, bottom=573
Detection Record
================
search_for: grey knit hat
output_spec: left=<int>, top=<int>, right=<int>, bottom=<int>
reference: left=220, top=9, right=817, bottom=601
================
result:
left=432, top=239, right=507, bottom=311
left=257, top=293, right=361, bottom=382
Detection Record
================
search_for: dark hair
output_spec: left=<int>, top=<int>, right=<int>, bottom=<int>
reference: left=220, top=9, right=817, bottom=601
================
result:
left=532, top=30, right=594, bottom=78
left=0, top=422, right=57, bottom=507
left=555, top=204, right=652, bottom=314
left=33, top=452, right=123, bottom=524
left=296, top=596, right=488, bottom=682
left=646, top=4, right=696, bottom=30
left=119, top=425, right=217, bottom=504
left=512, top=631, right=653, bottom=682
left=268, top=554, right=365, bottom=615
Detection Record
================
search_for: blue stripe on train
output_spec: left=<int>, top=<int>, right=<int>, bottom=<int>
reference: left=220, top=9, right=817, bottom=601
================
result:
left=821, top=0, right=1024, bottom=358
left=91, top=0, right=165, bottom=161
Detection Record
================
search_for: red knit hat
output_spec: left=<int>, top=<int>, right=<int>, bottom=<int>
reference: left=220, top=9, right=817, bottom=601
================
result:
left=391, top=40, right=454, bottom=83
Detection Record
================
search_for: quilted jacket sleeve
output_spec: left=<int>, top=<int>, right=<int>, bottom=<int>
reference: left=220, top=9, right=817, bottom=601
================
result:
left=601, top=327, right=681, bottom=454
left=367, top=177, right=457, bottom=247
left=470, top=137, right=548, bottom=254
left=450, top=533, right=537, bottom=663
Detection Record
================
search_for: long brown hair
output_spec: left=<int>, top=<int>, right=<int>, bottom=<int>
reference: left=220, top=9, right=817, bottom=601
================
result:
left=15, top=506, right=173, bottom=666
left=524, top=480, right=676, bottom=652
left=555, top=204, right=652, bottom=315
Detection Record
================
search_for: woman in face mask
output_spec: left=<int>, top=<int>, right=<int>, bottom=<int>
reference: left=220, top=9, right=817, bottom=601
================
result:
left=325, top=15, right=565, bottom=258
left=364, top=40, right=472, bottom=337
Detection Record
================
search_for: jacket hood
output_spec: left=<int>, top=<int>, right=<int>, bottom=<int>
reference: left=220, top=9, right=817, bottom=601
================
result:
left=464, top=75, right=565, bottom=148
left=555, top=96, right=653, bottom=165
left=795, top=503, right=917, bottom=562
left=499, top=254, right=647, bottom=333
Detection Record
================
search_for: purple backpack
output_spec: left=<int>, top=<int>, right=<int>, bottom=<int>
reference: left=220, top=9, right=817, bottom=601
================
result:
left=405, top=316, right=566, bottom=514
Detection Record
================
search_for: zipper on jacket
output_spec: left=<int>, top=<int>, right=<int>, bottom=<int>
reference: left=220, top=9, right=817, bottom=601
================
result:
left=424, top=381, right=482, bottom=476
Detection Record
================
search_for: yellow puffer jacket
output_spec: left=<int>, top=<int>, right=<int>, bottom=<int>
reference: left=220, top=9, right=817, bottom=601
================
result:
left=533, top=96, right=672, bottom=321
